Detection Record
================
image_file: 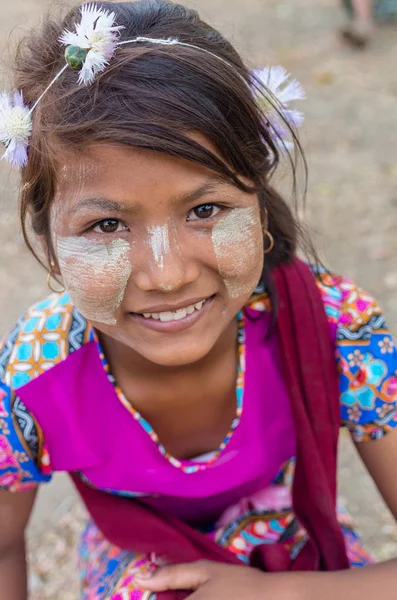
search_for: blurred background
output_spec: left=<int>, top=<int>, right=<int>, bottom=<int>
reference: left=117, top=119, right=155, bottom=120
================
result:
left=0, top=0, right=396, bottom=597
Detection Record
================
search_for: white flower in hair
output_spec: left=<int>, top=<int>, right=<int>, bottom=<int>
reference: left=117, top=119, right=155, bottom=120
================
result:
left=60, top=3, right=124, bottom=85
left=252, top=66, right=305, bottom=153
left=0, top=91, right=32, bottom=168
left=259, top=66, right=305, bottom=105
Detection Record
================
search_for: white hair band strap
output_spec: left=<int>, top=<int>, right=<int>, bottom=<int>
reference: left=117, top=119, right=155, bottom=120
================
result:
left=119, top=36, right=248, bottom=86
left=0, top=3, right=304, bottom=169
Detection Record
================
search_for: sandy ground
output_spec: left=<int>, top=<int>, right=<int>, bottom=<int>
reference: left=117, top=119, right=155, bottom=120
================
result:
left=0, top=0, right=396, bottom=597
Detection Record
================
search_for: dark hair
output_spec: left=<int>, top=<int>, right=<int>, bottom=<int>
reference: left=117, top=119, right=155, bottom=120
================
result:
left=14, top=0, right=309, bottom=276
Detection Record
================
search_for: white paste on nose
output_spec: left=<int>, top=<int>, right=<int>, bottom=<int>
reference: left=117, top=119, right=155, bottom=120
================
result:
left=56, top=236, right=132, bottom=325
left=211, top=207, right=262, bottom=299
left=146, top=223, right=182, bottom=291
left=158, top=282, right=181, bottom=291
left=147, top=224, right=170, bottom=270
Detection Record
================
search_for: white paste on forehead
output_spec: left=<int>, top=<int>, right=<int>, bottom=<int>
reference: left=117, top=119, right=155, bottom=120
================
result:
left=56, top=236, right=132, bottom=325
left=212, top=207, right=262, bottom=299
left=59, top=161, right=99, bottom=183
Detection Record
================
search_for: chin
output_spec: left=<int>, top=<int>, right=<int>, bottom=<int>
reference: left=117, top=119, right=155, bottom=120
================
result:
left=135, top=339, right=215, bottom=367
left=94, top=296, right=238, bottom=367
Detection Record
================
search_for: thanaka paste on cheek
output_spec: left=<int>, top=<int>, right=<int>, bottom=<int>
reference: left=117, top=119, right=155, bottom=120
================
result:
left=56, top=236, right=132, bottom=325
left=211, top=207, right=263, bottom=299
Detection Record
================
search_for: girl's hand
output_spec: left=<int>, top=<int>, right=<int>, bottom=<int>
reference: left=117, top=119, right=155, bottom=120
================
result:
left=134, top=559, right=298, bottom=599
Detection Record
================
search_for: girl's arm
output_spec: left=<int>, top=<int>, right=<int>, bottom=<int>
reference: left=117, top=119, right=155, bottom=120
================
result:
left=135, top=556, right=397, bottom=600
left=291, top=559, right=397, bottom=599
left=354, top=428, right=397, bottom=519
left=0, top=488, right=37, bottom=600
left=137, top=431, right=397, bottom=598
left=300, top=429, right=397, bottom=598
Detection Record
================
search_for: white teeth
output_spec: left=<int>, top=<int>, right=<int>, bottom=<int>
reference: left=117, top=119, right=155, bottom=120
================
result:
left=159, top=312, right=174, bottom=322
left=140, top=299, right=207, bottom=321
left=173, top=308, right=187, bottom=321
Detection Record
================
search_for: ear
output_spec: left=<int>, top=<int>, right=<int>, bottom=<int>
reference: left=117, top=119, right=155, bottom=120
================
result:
left=38, top=234, right=61, bottom=275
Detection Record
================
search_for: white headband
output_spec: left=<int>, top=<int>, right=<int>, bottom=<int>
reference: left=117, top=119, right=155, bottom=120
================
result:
left=0, top=3, right=304, bottom=168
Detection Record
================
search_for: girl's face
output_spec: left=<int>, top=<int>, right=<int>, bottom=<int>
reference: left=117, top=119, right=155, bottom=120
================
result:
left=51, top=139, right=264, bottom=366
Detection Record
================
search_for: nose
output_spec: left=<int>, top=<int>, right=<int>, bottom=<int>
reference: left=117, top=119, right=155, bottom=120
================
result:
left=133, top=223, right=200, bottom=292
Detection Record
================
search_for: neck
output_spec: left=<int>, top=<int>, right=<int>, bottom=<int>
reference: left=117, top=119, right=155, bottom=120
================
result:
left=98, top=317, right=240, bottom=458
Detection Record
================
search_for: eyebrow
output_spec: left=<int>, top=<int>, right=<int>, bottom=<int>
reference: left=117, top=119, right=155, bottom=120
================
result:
left=68, top=197, right=131, bottom=216
left=172, top=177, right=231, bottom=206
left=68, top=176, right=232, bottom=216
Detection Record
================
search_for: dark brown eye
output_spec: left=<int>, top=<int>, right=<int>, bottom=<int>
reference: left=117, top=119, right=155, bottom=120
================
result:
left=94, top=219, right=121, bottom=233
left=190, top=204, right=218, bottom=220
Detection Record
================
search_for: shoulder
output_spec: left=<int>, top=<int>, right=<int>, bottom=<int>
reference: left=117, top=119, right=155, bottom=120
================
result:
left=0, top=292, right=93, bottom=392
left=308, top=269, right=396, bottom=442
left=320, top=275, right=397, bottom=442
left=247, top=267, right=397, bottom=443
left=0, top=379, right=51, bottom=491
left=0, top=293, right=92, bottom=490
left=246, top=266, right=378, bottom=326
left=308, top=267, right=385, bottom=340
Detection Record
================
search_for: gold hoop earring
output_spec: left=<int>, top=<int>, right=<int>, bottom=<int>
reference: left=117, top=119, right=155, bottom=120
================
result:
left=46, top=262, right=65, bottom=293
left=261, top=208, right=274, bottom=255
left=263, top=230, right=275, bottom=255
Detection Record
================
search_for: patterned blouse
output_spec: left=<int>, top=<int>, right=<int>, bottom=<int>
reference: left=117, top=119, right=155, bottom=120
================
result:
left=0, top=270, right=396, bottom=493
left=1, top=271, right=397, bottom=597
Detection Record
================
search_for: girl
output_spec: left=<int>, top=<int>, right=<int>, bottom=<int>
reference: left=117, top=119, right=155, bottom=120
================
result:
left=0, top=1, right=396, bottom=598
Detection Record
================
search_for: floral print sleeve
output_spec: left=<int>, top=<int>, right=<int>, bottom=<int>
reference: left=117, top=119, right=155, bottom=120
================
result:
left=0, top=293, right=93, bottom=491
left=335, top=278, right=397, bottom=442
left=0, top=316, right=53, bottom=492
left=0, top=380, right=51, bottom=491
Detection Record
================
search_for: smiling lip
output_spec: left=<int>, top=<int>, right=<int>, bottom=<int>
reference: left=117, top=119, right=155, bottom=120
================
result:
left=133, top=296, right=212, bottom=314
left=129, top=296, right=214, bottom=332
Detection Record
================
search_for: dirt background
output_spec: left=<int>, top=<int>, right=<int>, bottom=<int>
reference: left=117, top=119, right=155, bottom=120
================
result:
left=0, top=0, right=396, bottom=597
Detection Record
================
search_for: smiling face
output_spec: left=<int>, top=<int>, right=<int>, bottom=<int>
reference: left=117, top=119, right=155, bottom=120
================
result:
left=50, top=140, right=264, bottom=366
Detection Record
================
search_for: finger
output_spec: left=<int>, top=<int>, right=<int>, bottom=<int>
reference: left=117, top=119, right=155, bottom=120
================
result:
left=134, top=561, right=212, bottom=592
